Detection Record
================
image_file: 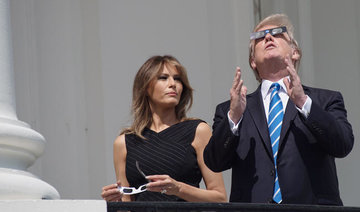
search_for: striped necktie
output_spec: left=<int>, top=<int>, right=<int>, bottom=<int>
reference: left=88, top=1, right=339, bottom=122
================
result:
left=268, top=83, right=283, bottom=203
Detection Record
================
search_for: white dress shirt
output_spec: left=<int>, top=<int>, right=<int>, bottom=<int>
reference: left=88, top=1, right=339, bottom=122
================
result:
left=228, top=77, right=312, bottom=135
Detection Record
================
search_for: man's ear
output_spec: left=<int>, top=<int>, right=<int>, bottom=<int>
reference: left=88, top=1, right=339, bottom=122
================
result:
left=292, top=48, right=300, bottom=61
left=250, top=57, right=257, bottom=70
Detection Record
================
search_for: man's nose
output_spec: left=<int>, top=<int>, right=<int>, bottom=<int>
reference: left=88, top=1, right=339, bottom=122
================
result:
left=264, top=33, right=274, bottom=41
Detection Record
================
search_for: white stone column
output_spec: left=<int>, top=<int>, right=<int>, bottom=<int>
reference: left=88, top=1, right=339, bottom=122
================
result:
left=0, top=0, right=59, bottom=199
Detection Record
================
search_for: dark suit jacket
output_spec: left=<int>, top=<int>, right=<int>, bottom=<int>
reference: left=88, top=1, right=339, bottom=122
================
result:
left=204, top=85, right=354, bottom=205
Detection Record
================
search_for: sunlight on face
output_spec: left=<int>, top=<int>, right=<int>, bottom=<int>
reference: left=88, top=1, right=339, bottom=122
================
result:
left=251, top=24, right=298, bottom=80
left=147, top=65, right=183, bottom=110
left=254, top=24, right=293, bottom=62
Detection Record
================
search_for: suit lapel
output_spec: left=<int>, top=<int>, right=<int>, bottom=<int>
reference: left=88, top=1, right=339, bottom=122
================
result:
left=279, top=100, right=297, bottom=148
left=247, top=86, right=273, bottom=159
left=279, top=85, right=311, bottom=149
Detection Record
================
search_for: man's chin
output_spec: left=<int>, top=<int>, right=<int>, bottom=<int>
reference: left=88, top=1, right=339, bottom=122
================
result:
left=263, top=54, right=284, bottom=62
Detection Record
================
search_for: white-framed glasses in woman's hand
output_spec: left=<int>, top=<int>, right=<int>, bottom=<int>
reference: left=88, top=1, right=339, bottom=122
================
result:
left=118, top=161, right=149, bottom=195
left=118, top=184, right=147, bottom=195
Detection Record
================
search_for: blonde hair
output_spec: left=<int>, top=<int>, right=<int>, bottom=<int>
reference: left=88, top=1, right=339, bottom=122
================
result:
left=121, top=55, right=193, bottom=138
left=249, top=14, right=302, bottom=82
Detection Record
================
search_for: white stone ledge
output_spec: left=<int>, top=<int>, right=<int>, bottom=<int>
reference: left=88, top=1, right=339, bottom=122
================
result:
left=0, top=200, right=107, bottom=212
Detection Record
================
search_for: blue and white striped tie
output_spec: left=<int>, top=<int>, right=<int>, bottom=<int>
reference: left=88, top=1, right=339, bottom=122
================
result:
left=268, top=83, right=283, bottom=203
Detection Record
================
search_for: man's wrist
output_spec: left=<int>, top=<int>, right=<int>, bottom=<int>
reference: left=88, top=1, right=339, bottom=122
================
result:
left=227, top=111, right=242, bottom=136
left=295, top=95, right=308, bottom=109
left=229, top=111, right=241, bottom=124
left=296, top=95, right=312, bottom=118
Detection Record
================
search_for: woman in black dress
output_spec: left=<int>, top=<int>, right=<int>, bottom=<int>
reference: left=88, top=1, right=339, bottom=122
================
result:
left=101, top=55, right=226, bottom=202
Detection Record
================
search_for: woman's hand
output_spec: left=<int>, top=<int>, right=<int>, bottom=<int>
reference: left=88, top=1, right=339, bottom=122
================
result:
left=145, top=175, right=181, bottom=196
left=101, top=181, right=123, bottom=202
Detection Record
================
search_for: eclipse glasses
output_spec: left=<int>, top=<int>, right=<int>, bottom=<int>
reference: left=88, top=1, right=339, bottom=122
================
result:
left=250, top=26, right=287, bottom=40
left=118, top=184, right=147, bottom=195
left=118, top=161, right=149, bottom=195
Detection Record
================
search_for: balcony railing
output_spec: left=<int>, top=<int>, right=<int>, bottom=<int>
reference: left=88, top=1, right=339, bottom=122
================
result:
left=107, top=202, right=360, bottom=212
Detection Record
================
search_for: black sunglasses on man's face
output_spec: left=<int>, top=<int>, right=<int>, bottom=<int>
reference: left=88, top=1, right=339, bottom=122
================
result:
left=250, top=26, right=287, bottom=40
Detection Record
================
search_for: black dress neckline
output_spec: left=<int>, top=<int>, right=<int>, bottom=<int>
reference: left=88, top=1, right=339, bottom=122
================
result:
left=144, top=119, right=194, bottom=135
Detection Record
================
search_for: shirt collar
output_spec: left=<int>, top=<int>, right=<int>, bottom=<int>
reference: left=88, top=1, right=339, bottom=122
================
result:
left=261, top=77, right=289, bottom=100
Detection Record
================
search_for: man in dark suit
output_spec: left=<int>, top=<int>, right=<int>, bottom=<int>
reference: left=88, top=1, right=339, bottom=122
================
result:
left=204, top=14, right=354, bottom=205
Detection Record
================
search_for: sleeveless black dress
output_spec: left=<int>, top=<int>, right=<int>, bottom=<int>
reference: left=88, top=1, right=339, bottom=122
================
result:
left=125, top=119, right=204, bottom=201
